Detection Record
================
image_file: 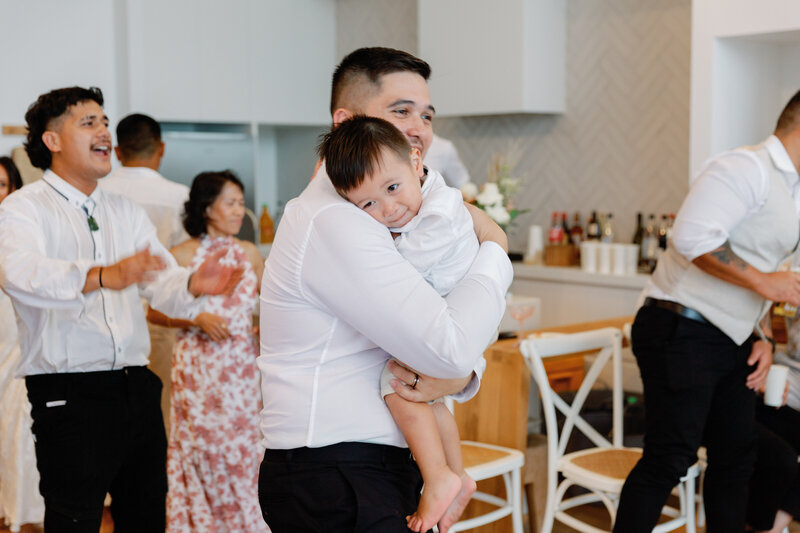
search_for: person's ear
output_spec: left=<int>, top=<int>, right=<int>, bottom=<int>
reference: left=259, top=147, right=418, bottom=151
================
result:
left=410, top=147, right=424, bottom=177
left=157, top=141, right=165, bottom=158
left=41, top=131, right=60, bottom=153
left=332, top=108, right=353, bottom=126
left=114, top=146, right=123, bottom=162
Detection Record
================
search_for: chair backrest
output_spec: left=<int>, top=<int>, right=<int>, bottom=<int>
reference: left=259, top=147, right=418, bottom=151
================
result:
left=236, top=207, right=258, bottom=243
left=520, top=327, right=624, bottom=461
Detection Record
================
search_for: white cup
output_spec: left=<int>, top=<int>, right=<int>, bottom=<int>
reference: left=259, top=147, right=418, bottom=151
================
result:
left=625, top=244, right=639, bottom=275
left=764, top=364, right=789, bottom=407
left=580, top=241, right=598, bottom=273
left=612, top=244, right=626, bottom=275
left=597, top=243, right=611, bottom=274
left=525, top=225, right=544, bottom=264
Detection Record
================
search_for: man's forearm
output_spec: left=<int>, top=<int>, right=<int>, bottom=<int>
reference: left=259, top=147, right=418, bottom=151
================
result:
left=692, top=241, right=764, bottom=294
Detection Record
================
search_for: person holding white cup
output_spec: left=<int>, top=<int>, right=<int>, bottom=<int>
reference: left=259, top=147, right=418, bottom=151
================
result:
left=616, top=89, right=800, bottom=533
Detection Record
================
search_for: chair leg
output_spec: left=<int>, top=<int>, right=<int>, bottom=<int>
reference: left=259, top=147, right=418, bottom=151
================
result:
left=511, top=468, right=523, bottom=533
left=525, top=483, right=539, bottom=533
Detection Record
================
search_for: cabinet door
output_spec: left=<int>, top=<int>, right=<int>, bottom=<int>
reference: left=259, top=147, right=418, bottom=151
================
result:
left=127, top=0, right=250, bottom=122
left=248, top=0, right=335, bottom=125
left=419, top=0, right=565, bottom=116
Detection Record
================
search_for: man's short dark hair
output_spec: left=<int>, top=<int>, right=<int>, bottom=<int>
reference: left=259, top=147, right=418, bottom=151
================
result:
left=24, top=86, right=104, bottom=170
left=776, top=89, right=800, bottom=135
left=116, top=113, right=162, bottom=160
left=318, top=116, right=412, bottom=196
left=330, top=47, right=431, bottom=114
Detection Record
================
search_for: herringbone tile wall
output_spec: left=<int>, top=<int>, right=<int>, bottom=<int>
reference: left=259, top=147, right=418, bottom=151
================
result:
left=336, top=0, right=691, bottom=252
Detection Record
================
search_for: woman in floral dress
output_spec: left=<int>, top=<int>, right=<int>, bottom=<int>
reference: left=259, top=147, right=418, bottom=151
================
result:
left=149, top=170, right=267, bottom=532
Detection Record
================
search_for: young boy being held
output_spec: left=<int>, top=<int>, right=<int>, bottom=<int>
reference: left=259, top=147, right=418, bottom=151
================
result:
left=319, top=116, right=483, bottom=533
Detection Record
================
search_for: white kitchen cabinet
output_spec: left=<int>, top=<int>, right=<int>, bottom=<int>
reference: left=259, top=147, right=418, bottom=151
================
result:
left=418, top=0, right=566, bottom=117
left=249, top=0, right=335, bottom=125
left=126, top=0, right=334, bottom=124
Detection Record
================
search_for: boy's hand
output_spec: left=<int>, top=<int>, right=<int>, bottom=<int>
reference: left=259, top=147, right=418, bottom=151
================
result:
left=388, top=359, right=472, bottom=403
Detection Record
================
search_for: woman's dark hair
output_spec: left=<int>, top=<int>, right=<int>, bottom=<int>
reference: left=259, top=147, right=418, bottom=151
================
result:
left=0, top=156, right=23, bottom=192
left=24, top=86, right=104, bottom=170
left=183, top=170, right=244, bottom=237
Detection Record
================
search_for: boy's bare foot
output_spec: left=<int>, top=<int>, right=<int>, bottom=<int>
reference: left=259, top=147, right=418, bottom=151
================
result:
left=437, top=474, right=477, bottom=533
left=405, top=467, right=462, bottom=532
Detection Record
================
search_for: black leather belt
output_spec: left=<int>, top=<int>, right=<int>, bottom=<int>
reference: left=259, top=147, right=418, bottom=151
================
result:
left=643, top=297, right=709, bottom=325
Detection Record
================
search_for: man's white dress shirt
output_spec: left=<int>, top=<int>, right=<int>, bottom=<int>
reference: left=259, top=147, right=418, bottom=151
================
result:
left=100, top=166, right=190, bottom=249
left=423, top=134, right=471, bottom=189
left=392, top=169, right=479, bottom=296
left=258, top=166, right=512, bottom=449
left=643, top=135, right=800, bottom=303
left=0, top=170, right=201, bottom=376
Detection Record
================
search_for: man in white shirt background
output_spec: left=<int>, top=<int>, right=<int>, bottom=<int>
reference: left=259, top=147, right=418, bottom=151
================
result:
left=424, top=133, right=471, bottom=189
left=614, top=90, right=800, bottom=532
left=257, top=47, right=513, bottom=532
left=101, top=113, right=189, bottom=250
left=100, top=113, right=190, bottom=433
left=0, top=86, right=242, bottom=533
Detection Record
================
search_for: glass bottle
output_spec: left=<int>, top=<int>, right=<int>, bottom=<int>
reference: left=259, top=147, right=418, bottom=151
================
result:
left=560, top=212, right=571, bottom=245
left=632, top=212, right=643, bottom=246
left=548, top=211, right=563, bottom=244
left=569, top=212, right=583, bottom=246
left=601, top=213, right=615, bottom=243
left=259, top=204, right=275, bottom=244
left=640, top=214, right=658, bottom=272
left=586, top=211, right=601, bottom=241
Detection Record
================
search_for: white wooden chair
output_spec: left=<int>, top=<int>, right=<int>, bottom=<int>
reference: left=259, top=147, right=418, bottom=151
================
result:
left=442, top=399, right=525, bottom=532
left=520, top=327, right=699, bottom=533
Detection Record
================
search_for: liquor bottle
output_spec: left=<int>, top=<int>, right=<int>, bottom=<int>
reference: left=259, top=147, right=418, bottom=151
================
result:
left=259, top=204, right=275, bottom=244
left=586, top=211, right=601, bottom=241
left=658, top=214, right=669, bottom=249
left=632, top=212, right=644, bottom=246
left=601, top=213, right=615, bottom=243
left=569, top=212, right=583, bottom=246
left=560, top=212, right=571, bottom=245
left=640, top=214, right=658, bottom=272
left=548, top=211, right=563, bottom=244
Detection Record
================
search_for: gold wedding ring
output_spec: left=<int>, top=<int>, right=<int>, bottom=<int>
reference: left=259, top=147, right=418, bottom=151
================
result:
left=411, top=374, right=419, bottom=390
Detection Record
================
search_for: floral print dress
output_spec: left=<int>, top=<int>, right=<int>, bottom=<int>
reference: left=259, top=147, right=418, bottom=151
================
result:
left=166, top=235, right=268, bottom=533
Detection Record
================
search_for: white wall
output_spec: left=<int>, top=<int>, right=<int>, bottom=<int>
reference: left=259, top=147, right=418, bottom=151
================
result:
left=0, top=0, right=121, bottom=156
left=691, top=0, right=800, bottom=177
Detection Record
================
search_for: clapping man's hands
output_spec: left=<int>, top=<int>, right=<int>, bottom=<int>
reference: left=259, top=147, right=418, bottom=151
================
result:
left=188, top=248, right=244, bottom=297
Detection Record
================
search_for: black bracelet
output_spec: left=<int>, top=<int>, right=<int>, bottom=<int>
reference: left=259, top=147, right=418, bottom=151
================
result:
left=98, top=267, right=104, bottom=288
left=765, top=336, right=776, bottom=352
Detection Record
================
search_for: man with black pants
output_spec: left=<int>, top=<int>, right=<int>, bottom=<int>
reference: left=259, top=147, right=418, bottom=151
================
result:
left=614, top=90, right=800, bottom=532
left=0, top=86, right=242, bottom=532
left=257, top=48, right=512, bottom=532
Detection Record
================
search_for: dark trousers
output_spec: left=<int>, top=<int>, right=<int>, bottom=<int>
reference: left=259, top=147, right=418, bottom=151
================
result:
left=614, top=306, right=758, bottom=533
left=26, top=366, right=167, bottom=533
left=747, top=405, right=800, bottom=529
left=259, top=442, right=425, bottom=532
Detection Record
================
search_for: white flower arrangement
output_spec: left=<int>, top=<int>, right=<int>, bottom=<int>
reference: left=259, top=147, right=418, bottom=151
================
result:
left=460, top=155, right=525, bottom=231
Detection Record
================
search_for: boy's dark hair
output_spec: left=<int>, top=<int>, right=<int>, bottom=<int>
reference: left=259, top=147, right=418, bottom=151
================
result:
left=0, top=156, right=23, bottom=192
left=183, top=170, right=244, bottom=237
left=318, top=116, right=412, bottom=196
left=330, top=47, right=431, bottom=114
left=24, top=86, right=104, bottom=170
left=776, top=89, right=800, bottom=135
left=116, top=113, right=162, bottom=160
